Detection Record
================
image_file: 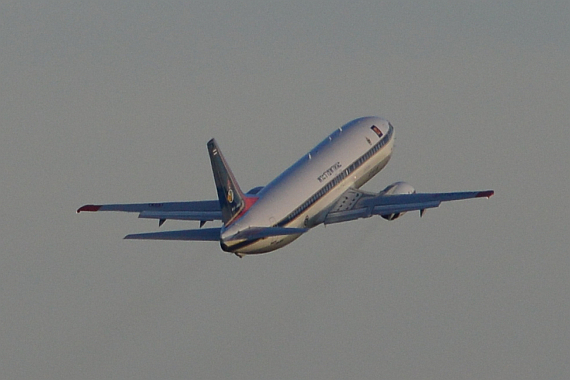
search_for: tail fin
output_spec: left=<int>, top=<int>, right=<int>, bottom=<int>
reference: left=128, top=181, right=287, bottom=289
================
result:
left=207, top=139, right=247, bottom=226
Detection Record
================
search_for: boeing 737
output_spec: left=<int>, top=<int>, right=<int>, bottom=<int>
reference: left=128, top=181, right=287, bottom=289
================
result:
left=77, top=116, right=493, bottom=257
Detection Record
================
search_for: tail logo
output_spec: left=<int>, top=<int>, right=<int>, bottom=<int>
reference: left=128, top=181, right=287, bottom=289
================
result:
left=208, top=138, right=249, bottom=225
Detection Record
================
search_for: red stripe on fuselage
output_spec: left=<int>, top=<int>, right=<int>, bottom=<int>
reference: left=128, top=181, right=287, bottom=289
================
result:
left=226, top=196, right=259, bottom=226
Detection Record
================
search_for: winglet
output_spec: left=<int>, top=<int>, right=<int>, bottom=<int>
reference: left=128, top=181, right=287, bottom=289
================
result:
left=77, top=204, right=102, bottom=213
left=476, top=190, right=494, bottom=198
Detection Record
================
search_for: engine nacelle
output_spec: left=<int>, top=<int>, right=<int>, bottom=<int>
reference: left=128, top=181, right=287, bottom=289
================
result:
left=380, top=181, right=416, bottom=220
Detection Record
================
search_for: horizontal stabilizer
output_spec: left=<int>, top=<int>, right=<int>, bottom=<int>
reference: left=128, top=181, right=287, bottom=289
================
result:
left=227, top=227, right=308, bottom=241
left=124, top=228, right=221, bottom=241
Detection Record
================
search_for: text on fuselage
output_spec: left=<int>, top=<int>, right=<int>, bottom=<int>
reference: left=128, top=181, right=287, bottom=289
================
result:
left=318, top=162, right=342, bottom=183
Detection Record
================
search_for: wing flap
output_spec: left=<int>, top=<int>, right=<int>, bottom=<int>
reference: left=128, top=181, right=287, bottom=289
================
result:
left=324, top=201, right=441, bottom=224
left=371, top=201, right=441, bottom=215
left=138, top=210, right=222, bottom=222
left=124, top=228, right=221, bottom=241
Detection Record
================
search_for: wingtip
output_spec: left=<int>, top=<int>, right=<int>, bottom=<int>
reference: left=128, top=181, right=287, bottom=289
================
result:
left=476, top=190, right=494, bottom=198
left=77, top=204, right=102, bottom=213
left=124, top=233, right=142, bottom=240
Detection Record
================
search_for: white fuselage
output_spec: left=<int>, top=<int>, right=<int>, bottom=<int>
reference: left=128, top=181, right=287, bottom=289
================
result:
left=221, top=116, right=395, bottom=254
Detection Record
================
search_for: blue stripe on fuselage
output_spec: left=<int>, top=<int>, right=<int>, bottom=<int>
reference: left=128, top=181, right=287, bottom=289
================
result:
left=223, top=124, right=394, bottom=253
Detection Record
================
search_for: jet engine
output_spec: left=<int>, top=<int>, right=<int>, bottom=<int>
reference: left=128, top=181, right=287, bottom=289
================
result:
left=380, top=181, right=416, bottom=220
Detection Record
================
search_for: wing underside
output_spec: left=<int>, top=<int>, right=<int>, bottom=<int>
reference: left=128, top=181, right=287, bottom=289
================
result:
left=124, top=226, right=308, bottom=242
left=77, top=201, right=222, bottom=224
left=124, top=228, right=222, bottom=241
left=77, top=200, right=306, bottom=243
left=324, top=188, right=494, bottom=224
left=78, top=188, right=493, bottom=243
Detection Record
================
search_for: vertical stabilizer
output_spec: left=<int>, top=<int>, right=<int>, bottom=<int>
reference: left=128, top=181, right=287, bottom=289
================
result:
left=207, top=139, right=246, bottom=225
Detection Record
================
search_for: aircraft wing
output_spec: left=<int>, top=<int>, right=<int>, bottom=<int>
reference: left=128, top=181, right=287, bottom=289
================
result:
left=227, top=227, right=308, bottom=241
left=77, top=201, right=222, bottom=225
left=124, top=226, right=307, bottom=241
left=124, top=228, right=221, bottom=241
left=324, top=188, right=494, bottom=224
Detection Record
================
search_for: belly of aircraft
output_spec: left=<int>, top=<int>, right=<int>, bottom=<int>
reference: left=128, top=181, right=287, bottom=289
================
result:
left=230, top=233, right=303, bottom=255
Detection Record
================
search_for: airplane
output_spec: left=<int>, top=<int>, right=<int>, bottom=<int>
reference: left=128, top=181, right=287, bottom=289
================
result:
left=77, top=116, right=494, bottom=257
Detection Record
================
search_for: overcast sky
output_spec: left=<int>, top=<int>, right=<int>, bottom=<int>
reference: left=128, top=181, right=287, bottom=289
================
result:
left=1, top=1, right=569, bottom=379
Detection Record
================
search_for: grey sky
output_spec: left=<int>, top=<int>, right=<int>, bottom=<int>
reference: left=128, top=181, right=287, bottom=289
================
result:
left=1, top=1, right=569, bottom=379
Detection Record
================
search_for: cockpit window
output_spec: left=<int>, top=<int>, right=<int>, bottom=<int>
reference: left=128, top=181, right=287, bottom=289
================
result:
left=371, top=125, right=383, bottom=138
